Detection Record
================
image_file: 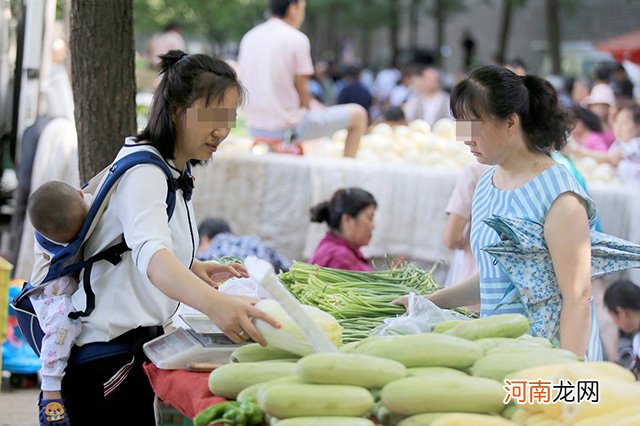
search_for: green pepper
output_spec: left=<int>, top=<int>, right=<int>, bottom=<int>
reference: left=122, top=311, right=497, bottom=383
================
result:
left=193, top=401, right=235, bottom=426
left=194, top=397, right=264, bottom=426
left=222, top=406, right=246, bottom=424
left=239, top=398, right=263, bottom=426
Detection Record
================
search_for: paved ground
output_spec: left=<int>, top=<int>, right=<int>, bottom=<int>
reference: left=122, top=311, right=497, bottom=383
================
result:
left=0, top=375, right=38, bottom=426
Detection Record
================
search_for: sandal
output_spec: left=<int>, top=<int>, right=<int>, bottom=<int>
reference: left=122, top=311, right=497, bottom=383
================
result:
left=39, top=396, right=71, bottom=426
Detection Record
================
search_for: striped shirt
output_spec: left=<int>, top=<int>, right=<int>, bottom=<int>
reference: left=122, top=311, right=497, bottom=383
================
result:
left=471, top=163, right=603, bottom=360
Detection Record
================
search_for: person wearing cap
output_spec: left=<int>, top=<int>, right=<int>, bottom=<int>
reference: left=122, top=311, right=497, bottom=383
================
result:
left=584, top=83, right=617, bottom=148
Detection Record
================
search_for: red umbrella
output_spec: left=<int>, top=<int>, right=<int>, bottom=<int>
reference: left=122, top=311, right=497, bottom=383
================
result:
left=595, top=30, right=640, bottom=64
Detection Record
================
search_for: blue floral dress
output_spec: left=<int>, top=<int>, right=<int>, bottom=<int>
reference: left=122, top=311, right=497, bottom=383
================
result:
left=471, top=163, right=603, bottom=361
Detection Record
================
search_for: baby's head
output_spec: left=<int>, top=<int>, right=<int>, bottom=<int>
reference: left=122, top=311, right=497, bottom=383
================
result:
left=28, top=181, right=89, bottom=243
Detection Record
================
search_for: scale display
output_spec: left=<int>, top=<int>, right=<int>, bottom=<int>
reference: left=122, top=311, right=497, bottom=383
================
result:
left=143, top=316, right=244, bottom=369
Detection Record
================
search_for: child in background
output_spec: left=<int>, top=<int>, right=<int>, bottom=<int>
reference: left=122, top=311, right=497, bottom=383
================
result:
left=612, top=105, right=640, bottom=185
left=571, top=104, right=640, bottom=185
left=443, top=162, right=489, bottom=288
left=570, top=105, right=608, bottom=152
left=27, top=181, right=91, bottom=426
left=604, top=279, right=640, bottom=377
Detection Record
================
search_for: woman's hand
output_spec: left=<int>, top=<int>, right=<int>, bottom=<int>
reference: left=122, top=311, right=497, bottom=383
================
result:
left=192, top=259, right=249, bottom=287
left=148, top=250, right=275, bottom=345
left=204, top=293, right=280, bottom=345
left=392, top=294, right=409, bottom=307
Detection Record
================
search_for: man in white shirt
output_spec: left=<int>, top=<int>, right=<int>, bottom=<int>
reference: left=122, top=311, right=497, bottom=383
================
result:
left=238, top=0, right=366, bottom=157
left=146, top=22, right=186, bottom=70
left=403, top=65, right=451, bottom=127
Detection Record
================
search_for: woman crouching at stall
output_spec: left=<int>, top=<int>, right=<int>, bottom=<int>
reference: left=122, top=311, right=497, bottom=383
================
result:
left=309, top=187, right=377, bottom=272
left=397, top=65, right=602, bottom=360
left=61, top=50, right=279, bottom=424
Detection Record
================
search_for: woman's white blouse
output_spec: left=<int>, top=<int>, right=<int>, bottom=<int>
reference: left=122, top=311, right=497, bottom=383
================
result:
left=72, top=140, right=199, bottom=345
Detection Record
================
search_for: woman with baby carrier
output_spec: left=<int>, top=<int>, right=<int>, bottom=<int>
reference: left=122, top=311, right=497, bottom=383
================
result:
left=55, top=51, right=279, bottom=424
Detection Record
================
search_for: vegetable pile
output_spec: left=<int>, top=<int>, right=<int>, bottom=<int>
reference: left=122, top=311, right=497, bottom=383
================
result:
left=199, top=312, right=640, bottom=425
left=279, top=261, right=473, bottom=342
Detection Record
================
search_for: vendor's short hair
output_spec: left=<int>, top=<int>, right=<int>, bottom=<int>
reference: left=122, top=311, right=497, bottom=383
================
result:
left=384, top=106, right=406, bottom=122
left=604, top=279, right=640, bottom=312
left=270, top=0, right=299, bottom=17
left=198, top=217, right=232, bottom=240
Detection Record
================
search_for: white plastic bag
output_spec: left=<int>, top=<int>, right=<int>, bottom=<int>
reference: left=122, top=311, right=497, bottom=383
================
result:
left=217, top=256, right=273, bottom=299
left=371, top=293, right=470, bottom=336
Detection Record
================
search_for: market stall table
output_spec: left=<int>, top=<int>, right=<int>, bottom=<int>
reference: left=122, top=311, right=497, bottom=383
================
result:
left=192, top=152, right=640, bottom=282
left=144, top=362, right=224, bottom=419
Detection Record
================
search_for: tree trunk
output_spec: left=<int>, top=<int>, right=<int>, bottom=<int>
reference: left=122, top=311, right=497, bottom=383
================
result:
left=545, top=0, right=562, bottom=75
left=434, top=0, right=445, bottom=67
left=360, top=26, right=372, bottom=67
left=70, top=0, right=136, bottom=183
left=496, top=0, right=513, bottom=65
left=408, top=0, right=422, bottom=51
left=388, top=0, right=400, bottom=66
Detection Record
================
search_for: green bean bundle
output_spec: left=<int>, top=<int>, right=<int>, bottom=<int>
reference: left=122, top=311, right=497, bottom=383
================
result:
left=279, top=261, right=451, bottom=342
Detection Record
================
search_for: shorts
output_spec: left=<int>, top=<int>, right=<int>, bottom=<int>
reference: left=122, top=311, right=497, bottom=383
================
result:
left=248, top=104, right=351, bottom=142
left=293, top=105, right=351, bottom=140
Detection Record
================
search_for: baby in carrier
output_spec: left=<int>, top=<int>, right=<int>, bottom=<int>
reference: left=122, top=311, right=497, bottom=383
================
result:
left=27, top=180, right=92, bottom=426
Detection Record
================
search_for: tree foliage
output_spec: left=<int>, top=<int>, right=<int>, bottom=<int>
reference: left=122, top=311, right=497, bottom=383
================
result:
left=133, top=0, right=266, bottom=42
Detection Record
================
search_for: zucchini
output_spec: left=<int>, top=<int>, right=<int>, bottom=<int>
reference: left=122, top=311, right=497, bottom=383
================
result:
left=444, top=314, right=530, bottom=340
left=500, top=405, right=518, bottom=420
left=237, top=376, right=302, bottom=403
left=430, top=413, right=517, bottom=425
left=470, top=350, right=578, bottom=382
left=432, top=320, right=466, bottom=333
left=516, top=334, right=553, bottom=348
left=406, top=367, right=468, bottom=378
left=258, top=383, right=375, bottom=418
left=381, top=375, right=505, bottom=416
left=351, top=334, right=483, bottom=368
left=485, top=346, right=579, bottom=359
left=296, top=352, right=406, bottom=388
left=208, top=361, right=297, bottom=399
left=275, top=417, right=375, bottom=426
left=475, top=338, right=546, bottom=352
left=231, top=344, right=300, bottom=363
left=397, top=413, right=449, bottom=425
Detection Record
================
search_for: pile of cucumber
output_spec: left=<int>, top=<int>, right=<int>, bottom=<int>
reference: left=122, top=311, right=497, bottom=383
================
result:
left=201, top=313, right=638, bottom=425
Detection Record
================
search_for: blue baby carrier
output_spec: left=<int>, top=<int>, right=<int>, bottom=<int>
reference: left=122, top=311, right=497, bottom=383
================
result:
left=10, top=147, right=192, bottom=358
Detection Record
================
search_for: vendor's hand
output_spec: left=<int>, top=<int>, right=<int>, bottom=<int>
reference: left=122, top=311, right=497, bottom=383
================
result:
left=192, top=259, right=249, bottom=287
left=392, top=294, right=409, bottom=308
left=205, top=292, right=280, bottom=345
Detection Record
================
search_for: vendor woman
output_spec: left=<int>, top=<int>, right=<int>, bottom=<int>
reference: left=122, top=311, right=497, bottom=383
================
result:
left=308, top=187, right=377, bottom=272
left=397, top=65, right=603, bottom=360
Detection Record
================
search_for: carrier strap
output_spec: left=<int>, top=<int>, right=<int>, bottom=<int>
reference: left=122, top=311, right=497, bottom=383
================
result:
left=68, top=238, right=129, bottom=320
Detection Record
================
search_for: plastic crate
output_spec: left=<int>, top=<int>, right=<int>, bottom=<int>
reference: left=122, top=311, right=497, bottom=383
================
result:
left=156, top=399, right=193, bottom=426
left=0, top=257, right=14, bottom=372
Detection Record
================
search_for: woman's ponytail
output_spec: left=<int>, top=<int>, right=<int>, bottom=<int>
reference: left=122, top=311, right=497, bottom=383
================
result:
left=520, top=74, right=574, bottom=152
left=309, top=188, right=377, bottom=232
left=451, top=65, right=575, bottom=154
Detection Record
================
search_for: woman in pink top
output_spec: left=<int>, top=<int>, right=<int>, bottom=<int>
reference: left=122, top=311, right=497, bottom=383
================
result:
left=308, top=187, right=377, bottom=271
left=571, top=105, right=609, bottom=152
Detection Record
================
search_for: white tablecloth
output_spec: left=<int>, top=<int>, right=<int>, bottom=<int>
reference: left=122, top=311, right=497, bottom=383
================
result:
left=15, top=151, right=639, bottom=283
left=192, top=153, right=640, bottom=282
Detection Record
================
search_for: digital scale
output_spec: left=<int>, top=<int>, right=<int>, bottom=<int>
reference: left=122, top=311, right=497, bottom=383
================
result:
left=143, top=314, right=245, bottom=370
left=143, top=256, right=338, bottom=370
